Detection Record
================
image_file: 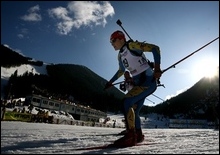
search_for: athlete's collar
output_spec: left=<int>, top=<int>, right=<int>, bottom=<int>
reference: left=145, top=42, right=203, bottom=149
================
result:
left=119, top=43, right=127, bottom=53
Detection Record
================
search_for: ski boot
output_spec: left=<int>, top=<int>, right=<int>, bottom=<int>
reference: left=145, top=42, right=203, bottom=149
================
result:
left=136, top=128, right=145, bottom=143
left=118, top=129, right=128, bottom=135
left=114, top=129, right=137, bottom=147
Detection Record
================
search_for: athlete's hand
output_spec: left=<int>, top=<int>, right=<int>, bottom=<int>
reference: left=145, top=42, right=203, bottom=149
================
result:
left=119, top=83, right=126, bottom=92
left=154, top=64, right=162, bottom=79
left=104, top=81, right=113, bottom=90
left=154, top=70, right=162, bottom=79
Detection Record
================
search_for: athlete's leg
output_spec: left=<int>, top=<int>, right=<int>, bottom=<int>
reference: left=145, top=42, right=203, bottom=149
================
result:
left=134, top=98, right=145, bottom=129
left=134, top=84, right=157, bottom=128
left=123, top=83, right=156, bottom=129
left=114, top=69, right=157, bottom=146
left=123, top=69, right=157, bottom=143
left=134, top=98, right=145, bottom=143
left=126, top=107, right=135, bottom=130
left=118, top=99, right=129, bottom=135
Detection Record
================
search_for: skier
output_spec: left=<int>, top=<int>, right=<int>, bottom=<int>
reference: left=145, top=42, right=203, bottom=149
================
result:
left=104, top=30, right=162, bottom=147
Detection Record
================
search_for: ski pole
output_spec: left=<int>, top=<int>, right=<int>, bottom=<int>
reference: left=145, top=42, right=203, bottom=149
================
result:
left=162, top=37, right=219, bottom=73
left=112, top=81, right=124, bottom=85
left=151, top=94, right=165, bottom=102
left=146, top=98, right=155, bottom=104
left=116, top=19, right=133, bottom=41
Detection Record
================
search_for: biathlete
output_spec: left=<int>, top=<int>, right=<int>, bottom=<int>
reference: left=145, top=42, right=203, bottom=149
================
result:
left=104, top=30, right=162, bottom=147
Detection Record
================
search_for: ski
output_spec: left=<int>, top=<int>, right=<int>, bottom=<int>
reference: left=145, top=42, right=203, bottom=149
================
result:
left=74, top=142, right=158, bottom=151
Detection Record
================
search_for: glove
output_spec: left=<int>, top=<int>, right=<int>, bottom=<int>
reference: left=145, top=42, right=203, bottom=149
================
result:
left=119, top=83, right=126, bottom=92
left=104, top=81, right=113, bottom=90
left=154, top=64, right=162, bottom=79
left=154, top=70, right=162, bottom=79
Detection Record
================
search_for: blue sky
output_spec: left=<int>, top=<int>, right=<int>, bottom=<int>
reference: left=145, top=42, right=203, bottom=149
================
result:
left=1, top=1, right=219, bottom=106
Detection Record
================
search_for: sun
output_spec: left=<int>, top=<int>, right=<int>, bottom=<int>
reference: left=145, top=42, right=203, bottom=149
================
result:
left=205, top=65, right=219, bottom=78
left=192, top=58, right=219, bottom=80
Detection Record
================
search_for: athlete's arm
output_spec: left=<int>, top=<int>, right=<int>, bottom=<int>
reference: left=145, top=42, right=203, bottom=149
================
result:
left=109, top=54, right=126, bottom=83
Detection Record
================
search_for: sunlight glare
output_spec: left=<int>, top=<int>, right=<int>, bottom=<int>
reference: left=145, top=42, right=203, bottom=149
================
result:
left=192, top=58, right=219, bottom=80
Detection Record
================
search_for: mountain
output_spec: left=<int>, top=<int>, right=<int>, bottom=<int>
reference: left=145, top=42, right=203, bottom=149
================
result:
left=1, top=44, right=124, bottom=113
left=1, top=44, right=219, bottom=122
left=150, top=73, right=219, bottom=121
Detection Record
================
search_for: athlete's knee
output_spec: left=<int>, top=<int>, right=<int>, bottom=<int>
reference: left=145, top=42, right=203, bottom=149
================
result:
left=132, top=104, right=137, bottom=110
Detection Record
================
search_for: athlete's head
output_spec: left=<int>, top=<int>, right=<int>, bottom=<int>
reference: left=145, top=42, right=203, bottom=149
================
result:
left=110, top=30, right=126, bottom=43
left=110, top=30, right=126, bottom=50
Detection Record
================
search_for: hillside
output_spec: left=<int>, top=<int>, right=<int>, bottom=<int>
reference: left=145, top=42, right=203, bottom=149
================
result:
left=1, top=44, right=219, bottom=122
left=1, top=44, right=124, bottom=113
left=151, top=73, right=219, bottom=121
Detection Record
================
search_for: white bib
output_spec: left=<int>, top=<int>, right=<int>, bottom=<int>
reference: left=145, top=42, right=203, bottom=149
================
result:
left=120, top=47, right=150, bottom=76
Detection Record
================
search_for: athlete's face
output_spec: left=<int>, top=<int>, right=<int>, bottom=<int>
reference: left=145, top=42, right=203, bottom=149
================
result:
left=110, top=38, right=125, bottom=51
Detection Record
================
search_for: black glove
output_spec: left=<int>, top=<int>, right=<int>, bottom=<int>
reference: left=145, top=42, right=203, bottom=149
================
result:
left=104, top=81, right=113, bottom=90
left=119, top=83, right=126, bottom=92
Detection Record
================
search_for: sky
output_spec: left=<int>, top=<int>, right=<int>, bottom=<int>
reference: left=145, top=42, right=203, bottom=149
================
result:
left=1, top=1, right=219, bottom=106
left=1, top=119, right=219, bottom=154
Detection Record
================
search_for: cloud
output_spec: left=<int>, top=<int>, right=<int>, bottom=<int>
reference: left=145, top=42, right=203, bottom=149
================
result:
left=20, top=5, right=42, bottom=22
left=17, top=28, right=29, bottom=39
left=17, top=34, right=24, bottom=39
left=48, top=1, right=115, bottom=35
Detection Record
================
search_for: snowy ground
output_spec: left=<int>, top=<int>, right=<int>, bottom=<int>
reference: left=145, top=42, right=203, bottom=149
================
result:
left=1, top=121, right=219, bottom=154
left=1, top=105, right=219, bottom=154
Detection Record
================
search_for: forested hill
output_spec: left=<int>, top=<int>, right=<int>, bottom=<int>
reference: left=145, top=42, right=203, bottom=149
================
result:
left=149, top=71, right=219, bottom=121
left=1, top=44, right=124, bottom=112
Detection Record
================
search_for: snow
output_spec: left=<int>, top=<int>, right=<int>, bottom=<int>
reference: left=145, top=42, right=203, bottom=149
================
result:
left=1, top=64, right=48, bottom=80
left=1, top=64, right=48, bottom=98
left=1, top=122, right=219, bottom=154
left=1, top=106, right=219, bottom=154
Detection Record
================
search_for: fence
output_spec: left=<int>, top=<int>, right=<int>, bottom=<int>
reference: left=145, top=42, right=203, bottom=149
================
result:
left=1, top=110, right=123, bottom=129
